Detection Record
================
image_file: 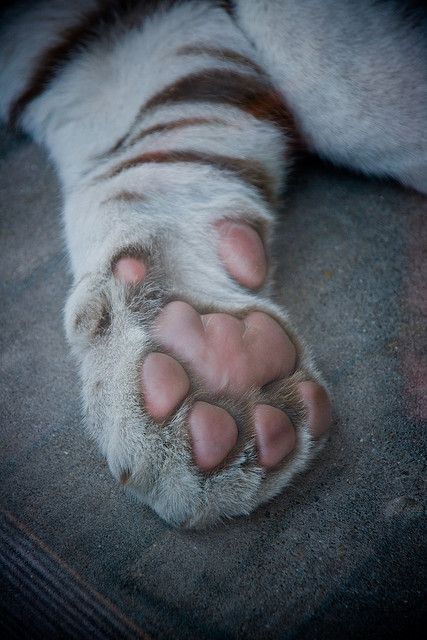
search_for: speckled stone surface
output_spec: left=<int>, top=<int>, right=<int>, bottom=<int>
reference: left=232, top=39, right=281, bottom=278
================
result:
left=0, top=125, right=426, bottom=639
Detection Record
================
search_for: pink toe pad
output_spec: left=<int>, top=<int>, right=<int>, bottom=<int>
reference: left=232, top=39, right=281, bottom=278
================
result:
left=141, top=352, right=190, bottom=420
left=113, top=256, right=147, bottom=283
left=189, top=401, right=238, bottom=471
left=216, top=220, right=267, bottom=289
left=254, top=404, right=296, bottom=468
left=298, top=381, right=332, bottom=438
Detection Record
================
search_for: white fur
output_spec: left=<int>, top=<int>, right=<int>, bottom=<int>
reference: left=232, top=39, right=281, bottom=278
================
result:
left=234, top=0, right=427, bottom=193
left=1, top=0, right=424, bottom=525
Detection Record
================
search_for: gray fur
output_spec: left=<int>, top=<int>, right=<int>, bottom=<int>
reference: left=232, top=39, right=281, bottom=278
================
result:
left=235, top=0, right=427, bottom=193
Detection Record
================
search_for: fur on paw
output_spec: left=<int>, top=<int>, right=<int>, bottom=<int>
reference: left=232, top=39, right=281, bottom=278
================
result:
left=65, top=221, right=331, bottom=527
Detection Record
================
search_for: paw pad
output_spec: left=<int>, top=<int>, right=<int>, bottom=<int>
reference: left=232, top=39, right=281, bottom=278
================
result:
left=216, top=219, right=267, bottom=289
left=141, top=352, right=190, bottom=420
left=69, top=221, right=331, bottom=526
left=189, top=401, right=239, bottom=471
left=113, top=256, right=147, bottom=283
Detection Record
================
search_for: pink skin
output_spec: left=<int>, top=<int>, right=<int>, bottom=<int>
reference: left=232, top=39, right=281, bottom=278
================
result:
left=215, top=220, right=267, bottom=289
left=141, top=353, right=190, bottom=421
left=113, top=255, right=147, bottom=283
left=254, top=405, right=296, bottom=467
left=298, top=381, right=332, bottom=439
left=155, top=302, right=296, bottom=395
left=114, top=221, right=332, bottom=471
left=189, top=402, right=238, bottom=471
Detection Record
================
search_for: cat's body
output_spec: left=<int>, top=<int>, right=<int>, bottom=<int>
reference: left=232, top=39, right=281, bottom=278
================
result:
left=1, top=0, right=425, bottom=527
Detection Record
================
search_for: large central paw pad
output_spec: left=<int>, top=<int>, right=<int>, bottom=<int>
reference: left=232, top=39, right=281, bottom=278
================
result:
left=155, top=302, right=296, bottom=393
left=140, top=301, right=311, bottom=471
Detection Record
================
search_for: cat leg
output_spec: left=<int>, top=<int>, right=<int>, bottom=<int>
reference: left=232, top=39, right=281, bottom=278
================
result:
left=0, top=0, right=331, bottom=526
left=234, top=0, right=427, bottom=194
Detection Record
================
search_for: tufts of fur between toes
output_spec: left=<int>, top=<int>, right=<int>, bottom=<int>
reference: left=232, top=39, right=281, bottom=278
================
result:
left=64, top=267, right=325, bottom=528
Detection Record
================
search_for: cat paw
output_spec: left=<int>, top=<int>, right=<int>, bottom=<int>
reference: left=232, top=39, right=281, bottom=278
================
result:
left=65, top=220, right=331, bottom=527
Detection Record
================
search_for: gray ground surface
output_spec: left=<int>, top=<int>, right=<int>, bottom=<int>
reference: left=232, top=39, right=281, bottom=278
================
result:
left=0, top=125, right=426, bottom=639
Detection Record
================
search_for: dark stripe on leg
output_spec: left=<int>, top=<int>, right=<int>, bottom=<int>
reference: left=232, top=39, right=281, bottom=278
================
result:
left=141, top=69, right=298, bottom=145
left=104, top=69, right=296, bottom=155
left=97, top=149, right=275, bottom=204
left=176, top=45, right=264, bottom=75
left=101, top=190, right=147, bottom=205
left=8, top=0, right=171, bottom=128
left=101, top=117, right=225, bottom=158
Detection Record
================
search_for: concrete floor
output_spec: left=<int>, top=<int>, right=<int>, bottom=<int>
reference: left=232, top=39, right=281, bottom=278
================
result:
left=0, top=125, right=426, bottom=639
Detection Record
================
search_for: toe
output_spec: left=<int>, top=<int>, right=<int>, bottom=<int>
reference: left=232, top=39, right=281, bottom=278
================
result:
left=216, top=220, right=267, bottom=289
left=254, top=404, right=296, bottom=468
left=113, top=256, right=147, bottom=283
left=244, top=312, right=297, bottom=384
left=189, top=401, right=238, bottom=471
left=141, top=352, right=190, bottom=420
left=298, top=381, right=332, bottom=438
left=155, top=301, right=206, bottom=361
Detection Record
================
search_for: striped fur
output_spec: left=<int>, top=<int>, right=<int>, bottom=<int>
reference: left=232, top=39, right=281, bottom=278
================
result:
left=0, top=0, right=297, bottom=526
left=176, top=44, right=264, bottom=74
left=7, top=0, right=180, bottom=128
left=97, top=150, right=275, bottom=204
left=8, top=3, right=107, bottom=128
left=1, top=0, right=425, bottom=526
left=103, top=67, right=294, bottom=157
